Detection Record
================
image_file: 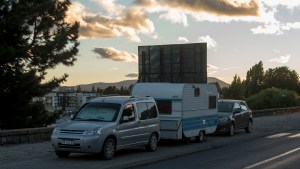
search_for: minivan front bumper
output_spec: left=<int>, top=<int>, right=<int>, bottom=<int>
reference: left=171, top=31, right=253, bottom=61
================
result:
left=51, top=133, right=105, bottom=153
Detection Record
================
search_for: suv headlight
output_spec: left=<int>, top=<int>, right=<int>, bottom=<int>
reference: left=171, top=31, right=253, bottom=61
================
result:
left=219, top=117, right=229, bottom=123
left=86, top=128, right=102, bottom=135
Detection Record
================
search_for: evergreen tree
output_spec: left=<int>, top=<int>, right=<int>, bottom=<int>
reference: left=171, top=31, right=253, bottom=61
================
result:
left=91, top=85, right=96, bottom=92
left=0, top=0, right=79, bottom=129
left=223, top=74, right=244, bottom=100
left=244, top=61, right=264, bottom=97
left=76, top=86, right=81, bottom=93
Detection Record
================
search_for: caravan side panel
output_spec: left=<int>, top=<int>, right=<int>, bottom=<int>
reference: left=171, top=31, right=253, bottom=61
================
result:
left=181, top=84, right=218, bottom=137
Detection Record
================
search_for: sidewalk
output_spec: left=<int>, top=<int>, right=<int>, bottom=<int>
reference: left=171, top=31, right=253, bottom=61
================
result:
left=1, top=112, right=300, bottom=169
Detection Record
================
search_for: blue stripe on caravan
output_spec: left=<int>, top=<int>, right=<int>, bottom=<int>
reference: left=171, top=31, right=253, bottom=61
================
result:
left=182, top=114, right=218, bottom=131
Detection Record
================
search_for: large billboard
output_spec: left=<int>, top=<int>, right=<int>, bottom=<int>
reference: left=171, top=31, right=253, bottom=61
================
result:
left=138, top=43, right=207, bottom=83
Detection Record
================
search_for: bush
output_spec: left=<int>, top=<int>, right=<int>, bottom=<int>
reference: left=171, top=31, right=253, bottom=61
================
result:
left=246, top=88, right=300, bottom=110
left=1, top=101, right=62, bottom=129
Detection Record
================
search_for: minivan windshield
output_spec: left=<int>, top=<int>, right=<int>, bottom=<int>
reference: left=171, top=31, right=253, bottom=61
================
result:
left=218, top=102, right=233, bottom=113
left=73, top=103, right=121, bottom=122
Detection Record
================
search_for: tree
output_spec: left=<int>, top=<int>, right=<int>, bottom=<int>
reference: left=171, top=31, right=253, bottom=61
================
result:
left=244, top=61, right=264, bottom=97
left=91, top=85, right=96, bottom=92
left=0, top=0, right=79, bottom=129
left=223, top=74, right=244, bottom=100
left=264, top=66, right=300, bottom=93
left=76, top=86, right=81, bottom=93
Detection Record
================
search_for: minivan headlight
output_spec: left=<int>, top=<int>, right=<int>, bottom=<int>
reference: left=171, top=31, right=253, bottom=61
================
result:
left=86, top=128, right=102, bottom=135
left=52, top=128, right=59, bottom=134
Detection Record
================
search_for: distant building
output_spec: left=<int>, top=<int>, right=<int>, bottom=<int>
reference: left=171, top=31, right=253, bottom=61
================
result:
left=39, top=87, right=100, bottom=112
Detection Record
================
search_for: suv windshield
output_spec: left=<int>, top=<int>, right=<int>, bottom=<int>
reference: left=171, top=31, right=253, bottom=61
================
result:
left=218, top=102, right=234, bottom=113
left=74, top=103, right=121, bottom=122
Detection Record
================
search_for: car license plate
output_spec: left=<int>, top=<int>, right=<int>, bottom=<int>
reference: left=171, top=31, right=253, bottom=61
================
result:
left=61, top=139, right=75, bottom=145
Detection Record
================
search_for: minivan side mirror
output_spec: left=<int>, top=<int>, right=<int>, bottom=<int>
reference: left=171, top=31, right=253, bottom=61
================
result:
left=233, top=108, right=241, bottom=114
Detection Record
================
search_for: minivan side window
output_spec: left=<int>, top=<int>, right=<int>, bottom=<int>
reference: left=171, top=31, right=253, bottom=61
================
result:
left=121, top=104, right=135, bottom=123
left=136, top=102, right=158, bottom=120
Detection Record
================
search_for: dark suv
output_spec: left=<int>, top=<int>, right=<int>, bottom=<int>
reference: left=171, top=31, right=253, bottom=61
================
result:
left=216, top=99, right=253, bottom=136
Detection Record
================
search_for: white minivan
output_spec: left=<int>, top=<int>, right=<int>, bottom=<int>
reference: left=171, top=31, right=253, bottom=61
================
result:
left=51, top=96, right=160, bottom=160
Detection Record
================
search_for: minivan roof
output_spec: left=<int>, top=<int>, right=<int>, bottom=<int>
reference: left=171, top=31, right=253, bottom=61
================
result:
left=89, top=96, right=154, bottom=104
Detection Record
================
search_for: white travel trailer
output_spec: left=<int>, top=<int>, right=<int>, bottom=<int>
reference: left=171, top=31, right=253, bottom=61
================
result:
left=131, top=83, right=219, bottom=142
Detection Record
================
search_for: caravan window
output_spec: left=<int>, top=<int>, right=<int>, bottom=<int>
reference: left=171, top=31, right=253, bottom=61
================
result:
left=194, top=88, right=200, bottom=97
left=156, top=100, right=172, bottom=114
left=209, top=96, right=217, bottom=109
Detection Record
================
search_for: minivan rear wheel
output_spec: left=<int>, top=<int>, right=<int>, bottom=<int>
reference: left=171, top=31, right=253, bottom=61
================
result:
left=101, top=138, right=115, bottom=160
left=145, top=133, right=158, bottom=152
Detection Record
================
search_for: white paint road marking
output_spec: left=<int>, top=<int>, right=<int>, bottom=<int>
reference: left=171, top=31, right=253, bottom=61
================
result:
left=289, top=133, right=300, bottom=138
left=244, top=147, right=300, bottom=169
left=266, top=133, right=291, bottom=138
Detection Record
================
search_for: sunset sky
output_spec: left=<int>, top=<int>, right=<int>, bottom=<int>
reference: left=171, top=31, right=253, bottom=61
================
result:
left=46, top=0, right=300, bottom=86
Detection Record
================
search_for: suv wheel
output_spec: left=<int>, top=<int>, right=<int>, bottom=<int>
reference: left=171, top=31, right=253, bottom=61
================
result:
left=228, top=123, right=234, bottom=136
left=101, top=138, right=115, bottom=160
left=245, top=120, right=253, bottom=133
left=55, top=151, right=70, bottom=158
left=146, top=133, right=158, bottom=152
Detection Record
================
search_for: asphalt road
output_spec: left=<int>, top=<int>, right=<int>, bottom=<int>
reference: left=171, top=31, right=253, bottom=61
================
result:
left=131, top=130, right=300, bottom=169
left=1, top=112, right=300, bottom=169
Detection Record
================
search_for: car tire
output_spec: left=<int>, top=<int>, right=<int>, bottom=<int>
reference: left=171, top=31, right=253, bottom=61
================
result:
left=245, top=120, right=253, bottom=133
left=146, top=133, right=158, bottom=152
left=228, top=123, right=234, bottom=136
left=195, top=130, right=206, bottom=143
left=101, top=138, right=115, bottom=160
left=55, top=151, right=70, bottom=158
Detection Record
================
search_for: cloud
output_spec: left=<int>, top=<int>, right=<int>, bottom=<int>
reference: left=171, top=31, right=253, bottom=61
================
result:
left=125, top=73, right=139, bottom=78
left=178, top=36, right=189, bottom=43
left=66, top=2, right=156, bottom=42
left=198, top=35, right=217, bottom=49
left=159, top=10, right=188, bottom=27
left=261, top=0, right=300, bottom=9
left=134, top=0, right=259, bottom=16
left=269, top=55, right=291, bottom=63
left=252, top=21, right=300, bottom=35
left=207, top=64, right=218, bottom=75
left=93, top=47, right=138, bottom=63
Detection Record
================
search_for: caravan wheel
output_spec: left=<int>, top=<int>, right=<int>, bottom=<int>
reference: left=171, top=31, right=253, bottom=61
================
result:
left=195, top=130, right=206, bottom=143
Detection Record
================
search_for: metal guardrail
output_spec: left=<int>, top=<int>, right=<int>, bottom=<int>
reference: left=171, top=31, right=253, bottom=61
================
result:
left=252, top=106, right=300, bottom=117
left=1, top=106, right=300, bottom=145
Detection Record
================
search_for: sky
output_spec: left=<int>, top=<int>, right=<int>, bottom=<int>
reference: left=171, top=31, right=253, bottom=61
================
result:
left=46, top=0, right=300, bottom=86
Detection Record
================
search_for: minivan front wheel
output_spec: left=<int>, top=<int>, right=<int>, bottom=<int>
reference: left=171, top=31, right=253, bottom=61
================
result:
left=101, top=138, right=115, bottom=160
left=146, top=133, right=158, bottom=152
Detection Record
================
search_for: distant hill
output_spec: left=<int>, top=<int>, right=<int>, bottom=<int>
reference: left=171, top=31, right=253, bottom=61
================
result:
left=72, top=77, right=229, bottom=91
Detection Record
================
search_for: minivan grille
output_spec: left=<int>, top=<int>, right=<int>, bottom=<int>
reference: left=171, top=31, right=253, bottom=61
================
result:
left=59, top=129, right=85, bottom=135
left=58, top=138, right=81, bottom=149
